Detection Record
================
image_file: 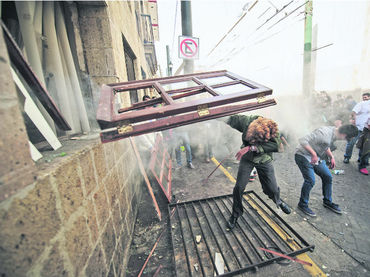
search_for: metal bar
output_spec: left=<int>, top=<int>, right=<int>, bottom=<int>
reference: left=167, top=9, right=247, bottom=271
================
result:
left=203, top=199, right=243, bottom=269
left=224, top=197, right=274, bottom=260
left=212, top=198, right=254, bottom=265
left=176, top=205, right=193, bottom=276
left=149, top=134, right=161, bottom=172
left=153, top=264, right=163, bottom=277
left=197, top=200, right=231, bottom=272
left=167, top=158, right=172, bottom=201
left=250, top=191, right=311, bottom=247
left=242, top=197, right=289, bottom=253
left=220, top=197, right=264, bottom=262
left=245, top=194, right=300, bottom=250
left=153, top=82, right=174, bottom=105
left=183, top=204, right=206, bottom=276
left=190, top=202, right=219, bottom=276
left=100, top=100, right=276, bottom=142
left=130, top=137, right=161, bottom=220
left=169, top=192, right=315, bottom=276
left=159, top=149, right=166, bottom=184
left=260, top=247, right=313, bottom=266
left=219, top=246, right=314, bottom=277
left=137, top=199, right=179, bottom=277
left=149, top=135, right=171, bottom=202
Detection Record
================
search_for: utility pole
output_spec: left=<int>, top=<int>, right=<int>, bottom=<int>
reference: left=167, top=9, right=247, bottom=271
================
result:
left=166, top=45, right=173, bottom=76
left=302, top=0, right=313, bottom=97
left=311, top=24, right=318, bottom=95
left=181, top=0, right=194, bottom=74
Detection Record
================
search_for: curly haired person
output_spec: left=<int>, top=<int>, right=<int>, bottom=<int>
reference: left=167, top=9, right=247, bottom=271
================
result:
left=221, top=115, right=291, bottom=230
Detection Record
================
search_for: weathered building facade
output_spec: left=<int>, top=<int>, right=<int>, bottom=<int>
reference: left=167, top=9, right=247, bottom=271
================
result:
left=0, top=1, right=159, bottom=276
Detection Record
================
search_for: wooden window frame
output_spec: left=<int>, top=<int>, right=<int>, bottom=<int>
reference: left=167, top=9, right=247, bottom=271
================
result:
left=97, top=70, right=276, bottom=143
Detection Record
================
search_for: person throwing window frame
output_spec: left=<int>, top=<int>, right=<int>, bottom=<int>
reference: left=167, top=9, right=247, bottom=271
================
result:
left=220, top=115, right=291, bottom=230
left=295, top=124, right=358, bottom=217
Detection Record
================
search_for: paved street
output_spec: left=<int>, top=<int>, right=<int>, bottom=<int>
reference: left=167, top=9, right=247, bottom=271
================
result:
left=127, top=138, right=369, bottom=276
left=275, top=140, right=370, bottom=270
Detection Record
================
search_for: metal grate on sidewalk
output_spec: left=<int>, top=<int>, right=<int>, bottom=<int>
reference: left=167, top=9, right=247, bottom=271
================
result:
left=169, top=191, right=314, bottom=276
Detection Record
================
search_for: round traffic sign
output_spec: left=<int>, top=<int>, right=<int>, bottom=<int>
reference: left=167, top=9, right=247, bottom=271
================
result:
left=180, top=38, right=198, bottom=58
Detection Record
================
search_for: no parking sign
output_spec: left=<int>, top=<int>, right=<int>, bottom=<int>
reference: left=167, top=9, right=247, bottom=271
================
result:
left=178, top=36, right=199, bottom=60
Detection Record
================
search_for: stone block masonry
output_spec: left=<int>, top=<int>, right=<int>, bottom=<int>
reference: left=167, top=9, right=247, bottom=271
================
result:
left=0, top=138, right=144, bottom=277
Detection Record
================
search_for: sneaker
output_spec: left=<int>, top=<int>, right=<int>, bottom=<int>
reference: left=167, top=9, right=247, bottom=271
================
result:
left=226, top=215, right=238, bottom=230
left=205, top=158, right=210, bottom=163
left=323, top=201, right=342, bottom=214
left=174, top=164, right=182, bottom=170
left=359, top=168, right=369, bottom=175
left=279, top=202, right=291, bottom=214
left=187, top=162, right=195, bottom=169
left=343, top=157, right=350, bottom=164
left=298, top=205, right=316, bottom=217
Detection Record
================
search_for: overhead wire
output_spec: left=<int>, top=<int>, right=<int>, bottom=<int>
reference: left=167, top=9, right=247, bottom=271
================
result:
left=267, top=0, right=308, bottom=30
left=207, top=0, right=259, bottom=57
left=209, top=15, right=305, bottom=68
left=258, top=7, right=271, bottom=19
left=256, top=0, right=294, bottom=30
left=170, top=0, right=179, bottom=62
left=208, top=0, right=307, bottom=67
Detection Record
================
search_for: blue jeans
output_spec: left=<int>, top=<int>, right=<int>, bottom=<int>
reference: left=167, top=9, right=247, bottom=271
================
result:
left=295, top=154, right=332, bottom=208
left=344, top=130, right=362, bottom=159
left=175, top=131, right=192, bottom=165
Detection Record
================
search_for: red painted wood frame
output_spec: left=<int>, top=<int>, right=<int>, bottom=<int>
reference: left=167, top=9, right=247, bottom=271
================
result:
left=97, top=70, right=276, bottom=142
left=149, top=134, right=172, bottom=202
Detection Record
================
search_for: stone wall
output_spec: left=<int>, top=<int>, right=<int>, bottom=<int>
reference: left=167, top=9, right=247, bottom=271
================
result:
left=0, top=1, right=154, bottom=276
left=0, top=138, right=143, bottom=276
left=0, top=25, right=36, bottom=202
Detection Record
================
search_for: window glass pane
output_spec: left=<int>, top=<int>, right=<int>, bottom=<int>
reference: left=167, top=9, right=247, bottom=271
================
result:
left=199, top=76, right=234, bottom=86
left=173, top=91, right=213, bottom=103
left=214, top=84, right=253, bottom=95
left=161, top=80, right=198, bottom=91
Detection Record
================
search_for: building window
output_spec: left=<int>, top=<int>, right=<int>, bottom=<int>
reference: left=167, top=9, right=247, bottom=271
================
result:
left=122, top=35, right=138, bottom=104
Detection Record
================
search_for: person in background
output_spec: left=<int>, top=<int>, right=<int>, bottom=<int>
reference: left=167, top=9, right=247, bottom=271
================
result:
left=295, top=124, right=358, bottom=217
left=142, top=95, right=151, bottom=101
left=356, top=117, right=370, bottom=175
left=345, top=95, right=357, bottom=111
left=343, top=92, right=370, bottom=164
left=174, top=127, right=195, bottom=169
left=203, top=122, right=214, bottom=163
left=221, top=115, right=291, bottom=230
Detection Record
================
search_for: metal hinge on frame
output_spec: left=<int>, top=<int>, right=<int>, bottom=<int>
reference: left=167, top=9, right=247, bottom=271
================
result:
left=257, top=93, right=266, bottom=103
left=197, top=104, right=210, bottom=117
left=117, top=124, right=133, bottom=134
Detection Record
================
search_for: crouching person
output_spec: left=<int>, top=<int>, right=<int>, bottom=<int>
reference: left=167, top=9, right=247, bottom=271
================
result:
left=295, top=124, right=358, bottom=217
left=221, top=115, right=291, bottom=230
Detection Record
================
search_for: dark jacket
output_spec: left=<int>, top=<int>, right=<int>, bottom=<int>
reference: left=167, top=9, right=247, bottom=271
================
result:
left=227, top=115, right=283, bottom=164
left=356, top=127, right=370, bottom=156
